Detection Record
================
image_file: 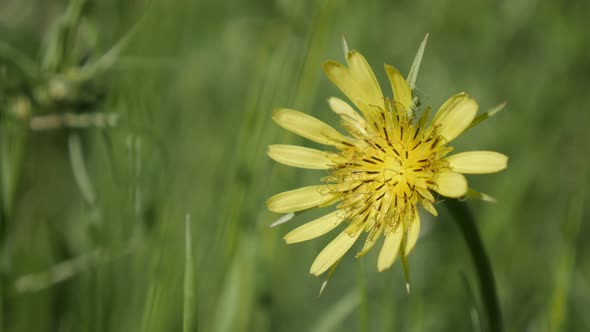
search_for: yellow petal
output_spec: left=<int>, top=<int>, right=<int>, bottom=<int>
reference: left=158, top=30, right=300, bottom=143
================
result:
left=384, top=64, right=412, bottom=111
left=432, top=93, right=478, bottom=143
left=377, top=228, right=403, bottom=272
left=355, top=224, right=384, bottom=258
left=323, top=61, right=363, bottom=107
left=323, top=58, right=385, bottom=128
left=310, top=229, right=362, bottom=276
left=328, top=97, right=368, bottom=137
left=416, top=186, right=435, bottom=202
left=432, top=92, right=465, bottom=123
left=346, top=50, right=383, bottom=107
left=328, top=97, right=365, bottom=124
left=267, top=185, right=341, bottom=213
left=284, top=211, right=345, bottom=244
left=421, top=199, right=438, bottom=216
left=404, top=212, right=421, bottom=256
left=267, top=145, right=333, bottom=170
left=433, top=171, right=468, bottom=198
left=272, top=108, right=347, bottom=146
left=445, top=151, right=508, bottom=174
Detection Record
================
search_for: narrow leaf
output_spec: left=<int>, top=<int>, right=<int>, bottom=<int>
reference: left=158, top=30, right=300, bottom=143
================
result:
left=183, top=214, right=196, bottom=332
left=444, top=199, right=503, bottom=332
left=407, top=33, right=429, bottom=90
left=341, top=35, right=350, bottom=58
left=401, top=239, right=411, bottom=294
left=319, top=258, right=342, bottom=296
left=467, top=102, right=507, bottom=131
left=270, top=212, right=295, bottom=228
left=463, top=188, right=497, bottom=203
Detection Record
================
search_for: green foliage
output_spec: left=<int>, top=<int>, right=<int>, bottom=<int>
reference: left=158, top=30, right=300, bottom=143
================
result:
left=1, top=0, right=590, bottom=331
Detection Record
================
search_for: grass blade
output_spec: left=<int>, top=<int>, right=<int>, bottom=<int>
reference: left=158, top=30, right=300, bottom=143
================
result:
left=548, top=185, right=585, bottom=331
left=444, top=199, right=503, bottom=332
left=310, top=290, right=358, bottom=332
left=356, top=260, right=369, bottom=332
left=183, top=214, right=196, bottom=332
left=68, top=133, right=96, bottom=206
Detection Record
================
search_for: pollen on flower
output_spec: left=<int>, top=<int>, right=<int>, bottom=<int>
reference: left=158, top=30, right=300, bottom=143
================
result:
left=266, top=37, right=508, bottom=279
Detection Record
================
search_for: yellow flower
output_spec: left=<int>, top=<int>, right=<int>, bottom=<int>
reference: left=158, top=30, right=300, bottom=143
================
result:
left=267, top=43, right=507, bottom=277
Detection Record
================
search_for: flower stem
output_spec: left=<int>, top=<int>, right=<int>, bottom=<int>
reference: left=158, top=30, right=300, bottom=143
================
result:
left=444, top=199, right=503, bottom=332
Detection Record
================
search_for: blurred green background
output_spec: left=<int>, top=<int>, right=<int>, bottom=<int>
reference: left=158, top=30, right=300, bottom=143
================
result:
left=1, top=0, right=589, bottom=331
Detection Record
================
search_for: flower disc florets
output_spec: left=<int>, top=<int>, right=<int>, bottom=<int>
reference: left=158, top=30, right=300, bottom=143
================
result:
left=326, top=100, right=450, bottom=249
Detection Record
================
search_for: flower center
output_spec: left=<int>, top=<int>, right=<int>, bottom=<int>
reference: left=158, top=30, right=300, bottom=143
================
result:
left=328, top=110, right=447, bottom=233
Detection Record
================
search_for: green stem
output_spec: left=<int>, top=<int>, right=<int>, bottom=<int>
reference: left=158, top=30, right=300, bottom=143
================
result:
left=356, top=260, right=368, bottom=332
left=444, top=199, right=503, bottom=332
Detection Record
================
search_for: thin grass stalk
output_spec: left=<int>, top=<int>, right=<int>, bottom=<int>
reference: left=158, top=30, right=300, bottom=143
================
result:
left=356, top=260, right=369, bottom=332
left=183, top=214, right=196, bottom=332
